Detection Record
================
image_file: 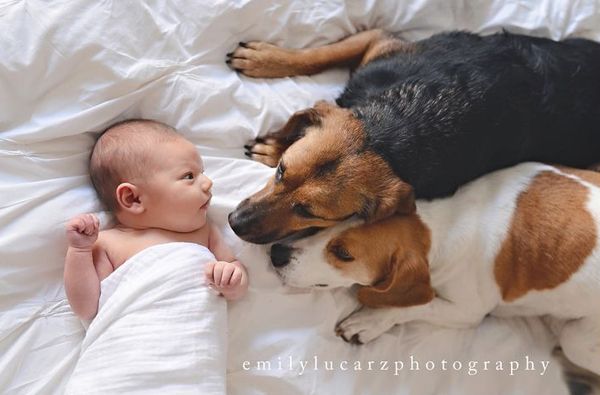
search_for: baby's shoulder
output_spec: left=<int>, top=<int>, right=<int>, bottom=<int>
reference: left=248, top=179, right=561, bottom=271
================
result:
left=95, top=228, right=142, bottom=267
left=96, top=228, right=121, bottom=246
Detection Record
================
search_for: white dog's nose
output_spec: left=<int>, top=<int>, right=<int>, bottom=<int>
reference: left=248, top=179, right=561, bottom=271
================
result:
left=270, top=243, right=293, bottom=268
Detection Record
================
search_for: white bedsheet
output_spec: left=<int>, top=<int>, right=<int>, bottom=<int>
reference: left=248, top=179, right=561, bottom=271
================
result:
left=2, top=0, right=599, bottom=394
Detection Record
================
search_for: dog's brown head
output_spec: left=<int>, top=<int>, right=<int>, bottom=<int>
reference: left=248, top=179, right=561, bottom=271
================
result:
left=229, top=101, right=415, bottom=244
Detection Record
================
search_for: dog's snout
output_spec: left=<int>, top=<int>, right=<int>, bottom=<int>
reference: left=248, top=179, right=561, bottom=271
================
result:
left=228, top=202, right=253, bottom=236
left=270, top=243, right=293, bottom=268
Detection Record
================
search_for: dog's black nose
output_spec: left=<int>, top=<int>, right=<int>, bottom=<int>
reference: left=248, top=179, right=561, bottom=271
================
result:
left=228, top=206, right=252, bottom=237
left=270, top=243, right=293, bottom=268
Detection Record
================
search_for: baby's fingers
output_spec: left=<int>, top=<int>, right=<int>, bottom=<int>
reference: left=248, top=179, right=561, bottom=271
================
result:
left=229, top=269, right=243, bottom=286
left=220, top=264, right=235, bottom=286
left=213, top=262, right=224, bottom=286
left=90, top=214, right=100, bottom=232
left=66, top=217, right=84, bottom=233
left=204, top=261, right=216, bottom=284
left=87, top=214, right=100, bottom=234
left=83, top=217, right=94, bottom=235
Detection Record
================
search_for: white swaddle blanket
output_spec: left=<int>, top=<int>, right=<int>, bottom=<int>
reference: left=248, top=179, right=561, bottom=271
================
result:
left=65, top=242, right=227, bottom=395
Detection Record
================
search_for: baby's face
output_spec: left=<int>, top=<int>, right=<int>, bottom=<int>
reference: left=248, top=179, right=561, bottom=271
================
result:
left=141, top=138, right=213, bottom=232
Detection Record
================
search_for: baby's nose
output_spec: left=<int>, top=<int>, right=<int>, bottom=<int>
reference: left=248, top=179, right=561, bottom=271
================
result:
left=202, top=176, right=213, bottom=191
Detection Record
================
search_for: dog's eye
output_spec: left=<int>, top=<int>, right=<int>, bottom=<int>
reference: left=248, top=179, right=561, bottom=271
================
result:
left=293, top=203, right=315, bottom=218
left=275, top=162, right=285, bottom=182
left=331, top=245, right=354, bottom=262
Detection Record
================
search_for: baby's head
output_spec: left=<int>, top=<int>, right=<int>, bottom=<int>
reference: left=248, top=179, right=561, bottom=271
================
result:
left=90, top=119, right=213, bottom=232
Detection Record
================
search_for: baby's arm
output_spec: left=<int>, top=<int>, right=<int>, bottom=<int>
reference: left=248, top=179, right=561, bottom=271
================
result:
left=205, top=223, right=248, bottom=300
left=64, top=214, right=113, bottom=321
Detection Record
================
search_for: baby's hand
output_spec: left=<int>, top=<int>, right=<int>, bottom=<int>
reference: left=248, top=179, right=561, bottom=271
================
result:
left=204, top=260, right=248, bottom=300
left=65, top=214, right=100, bottom=250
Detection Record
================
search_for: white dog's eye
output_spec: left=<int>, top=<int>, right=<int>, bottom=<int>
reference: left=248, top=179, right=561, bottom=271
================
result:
left=331, top=244, right=354, bottom=262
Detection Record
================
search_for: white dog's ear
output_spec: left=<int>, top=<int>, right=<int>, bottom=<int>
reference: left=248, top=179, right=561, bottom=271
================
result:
left=357, top=251, right=434, bottom=308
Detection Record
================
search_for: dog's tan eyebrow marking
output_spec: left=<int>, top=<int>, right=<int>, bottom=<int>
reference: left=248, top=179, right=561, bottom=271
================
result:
left=314, top=159, right=339, bottom=178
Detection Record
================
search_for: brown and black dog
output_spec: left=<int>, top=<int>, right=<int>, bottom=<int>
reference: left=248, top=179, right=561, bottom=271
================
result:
left=226, top=29, right=600, bottom=244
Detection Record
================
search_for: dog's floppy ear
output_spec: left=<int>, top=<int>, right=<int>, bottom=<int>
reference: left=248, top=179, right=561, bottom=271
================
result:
left=278, top=100, right=339, bottom=143
left=279, top=106, right=324, bottom=144
left=364, top=179, right=416, bottom=223
left=313, top=100, right=337, bottom=113
left=357, top=250, right=434, bottom=308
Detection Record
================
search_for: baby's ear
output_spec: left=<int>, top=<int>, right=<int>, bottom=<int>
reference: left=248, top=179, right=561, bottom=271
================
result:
left=115, top=183, right=144, bottom=214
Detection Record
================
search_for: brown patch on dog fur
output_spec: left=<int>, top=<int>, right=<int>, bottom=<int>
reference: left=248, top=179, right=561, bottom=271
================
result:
left=559, top=166, right=600, bottom=186
left=494, top=170, right=597, bottom=302
left=325, top=214, right=434, bottom=308
left=360, top=37, right=415, bottom=66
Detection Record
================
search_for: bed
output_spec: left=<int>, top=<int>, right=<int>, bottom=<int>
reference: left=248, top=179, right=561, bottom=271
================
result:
left=2, top=0, right=599, bottom=393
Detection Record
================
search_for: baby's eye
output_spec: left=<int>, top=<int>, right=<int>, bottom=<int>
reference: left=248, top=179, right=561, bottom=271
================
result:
left=183, top=172, right=194, bottom=180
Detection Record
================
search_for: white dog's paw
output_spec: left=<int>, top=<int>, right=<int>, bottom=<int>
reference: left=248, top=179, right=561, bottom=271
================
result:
left=335, top=309, right=396, bottom=345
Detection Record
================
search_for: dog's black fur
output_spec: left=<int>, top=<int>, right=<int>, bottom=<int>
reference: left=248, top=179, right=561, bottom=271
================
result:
left=340, top=31, right=600, bottom=199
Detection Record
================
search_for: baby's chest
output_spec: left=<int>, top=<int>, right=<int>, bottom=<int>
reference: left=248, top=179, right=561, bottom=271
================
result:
left=102, top=230, right=210, bottom=269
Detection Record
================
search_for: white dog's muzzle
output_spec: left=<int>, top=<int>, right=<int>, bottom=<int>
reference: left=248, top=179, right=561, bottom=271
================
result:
left=268, top=220, right=365, bottom=289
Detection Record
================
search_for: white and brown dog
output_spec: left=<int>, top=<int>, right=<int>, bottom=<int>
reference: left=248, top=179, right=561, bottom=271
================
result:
left=269, top=162, right=600, bottom=375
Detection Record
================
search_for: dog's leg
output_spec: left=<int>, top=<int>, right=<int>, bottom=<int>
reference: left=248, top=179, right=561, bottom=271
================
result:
left=244, top=136, right=288, bottom=167
left=335, top=306, right=406, bottom=345
left=244, top=105, right=320, bottom=166
left=227, top=29, right=413, bottom=78
left=559, top=316, right=600, bottom=375
left=336, top=298, right=485, bottom=344
left=554, top=348, right=600, bottom=395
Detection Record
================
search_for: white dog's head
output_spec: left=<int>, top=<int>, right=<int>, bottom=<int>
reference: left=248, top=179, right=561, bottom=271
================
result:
left=269, top=215, right=435, bottom=308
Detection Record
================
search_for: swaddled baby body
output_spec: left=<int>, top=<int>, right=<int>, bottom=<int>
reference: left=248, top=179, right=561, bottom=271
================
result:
left=65, top=240, right=229, bottom=394
left=64, top=119, right=248, bottom=321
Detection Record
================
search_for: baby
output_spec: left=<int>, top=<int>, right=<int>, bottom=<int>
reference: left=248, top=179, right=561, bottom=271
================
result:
left=64, top=119, right=248, bottom=321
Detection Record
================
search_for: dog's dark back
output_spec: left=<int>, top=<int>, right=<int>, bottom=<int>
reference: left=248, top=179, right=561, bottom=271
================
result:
left=337, top=31, right=600, bottom=198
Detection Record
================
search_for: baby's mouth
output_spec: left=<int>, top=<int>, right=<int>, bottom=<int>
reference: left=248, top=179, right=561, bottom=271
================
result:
left=200, top=195, right=212, bottom=209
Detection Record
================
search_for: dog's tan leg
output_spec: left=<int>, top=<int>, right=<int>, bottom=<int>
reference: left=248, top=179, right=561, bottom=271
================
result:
left=227, top=29, right=413, bottom=78
left=244, top=136, right=287, bottom=167
left=244, top=106, right=321, bottom=166
left=359, top=34, right=415, bottom=66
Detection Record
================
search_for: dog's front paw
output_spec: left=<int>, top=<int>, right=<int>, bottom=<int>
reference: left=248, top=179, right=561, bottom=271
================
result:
left=244, top=137, right=285, bottom=167
left=226, top=41, right=300, bottom=78
left=335, top=308, right=397, bottom=345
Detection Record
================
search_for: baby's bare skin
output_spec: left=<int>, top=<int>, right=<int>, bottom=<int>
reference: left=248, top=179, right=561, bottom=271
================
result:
left=64, top=127, right=248, bottom=321
left=97, top=225, right=213, bottom=274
